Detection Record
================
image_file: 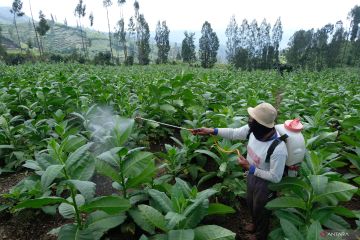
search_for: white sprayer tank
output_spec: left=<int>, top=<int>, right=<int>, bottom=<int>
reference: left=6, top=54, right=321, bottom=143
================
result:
left=275, top=118, right=305, bottom=167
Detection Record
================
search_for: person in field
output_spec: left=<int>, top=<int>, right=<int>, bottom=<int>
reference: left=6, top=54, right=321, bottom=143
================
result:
left=192, top=102, right=288, bottom=240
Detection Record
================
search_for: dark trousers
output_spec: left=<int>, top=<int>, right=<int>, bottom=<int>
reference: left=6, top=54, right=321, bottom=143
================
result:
left=247, top=174, right=275, bottom=240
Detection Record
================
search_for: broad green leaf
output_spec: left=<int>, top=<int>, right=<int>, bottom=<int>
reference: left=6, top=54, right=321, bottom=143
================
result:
left=194, top=225, right=235, bottom=240
left=174, top=178, right=192, bottom=198
left=129, top=209, right=155, bottom=234
left=61, top=135, right=87, bottom=153
left=148, top=189, right=172, bottom=213
left=310, top=175, right=328, bottom=195
left=66, top=143, right=93, bottom=165
left=23, top=160, right=41, bottom=171
left=333, top=206, right=356, bottom=218
left=67, top=180, right=96, bottom=200
left=168, top=229, right=194, bottom=240
left=266, top=197, right=306, bottom=210
left=268, top=227, right=285, bottom=240
left=95, top=160, right=122, bottom=183
left=274, top=210, right=304, bottom=226
left=86, top=211, right=127, bottom=240
left=268, top=177, right=308, bottom=192
left=113, top=117, right=134, bottom=146
left=123, top=152, right=153, bottom=178
left=313, top=181, right=358, bottom=202
left=160, top=104, right=176, bottom=113
left=96, top=147, right=122, bottom=167
left=59, top=195, right=85, bottom=219
left=306, top=221, right=322, bottom=240
left=183, top=189, right=217, bottom=217
left=311, top=207, right=333, bottom=222
left=41, top=165, right=64, bottom=190
left=280, top=218, right=304, bottom=240
left=195, top=150, right=221, bottom=164
left=66, top=143, right=95, bottom=181
left=207, top=203, right=235, bottom=215
left=138, top=204, right=167, bottom=232
left=15, top=197, right=68, bottom=209
left=197, top=172, right=217, bottom=187
left=323, top=214, right=350, bottom=230
left=149, top=234, right=167, bottom=240
left=58, top=224, right=94, bottom=240
left=126, top=162, right=156, bottom=188
left=165, top=212, right=186, bottom=229
left=81, top=196, right=130, bottom=214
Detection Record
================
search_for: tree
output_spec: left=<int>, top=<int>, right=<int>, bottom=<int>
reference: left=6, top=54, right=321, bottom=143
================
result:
left=259, top=19, right=271, bottom=69
left=103, top=0, right=114, bottom=62
left=10, top=0, right=24, bottom=50
left=199, top=21, right=219, bottom=68
left=181, top=31, right=196, bottom=64
left=155, top=21, right=170, bottom=64
left=312, top=24, right=333, bottom=69
left=225, top=15, right=239, bottom=63
left=272, top=18, right=283, bottom=64
left=285, top=29, right=314, bottom=68
left=136, top=14, right=150, bottom=65
left=89, top=12, right=94, bottom=27
left=0, top=26, right=6, bottom=59
left=74, top=0, right=87, bottom=57
left=29, top=0, right=41, bottom=57
left=115, top=18, right=127, bottom=63
left=36, top=11, right=50, bottom=55
left=326, top=21, right=345, bottom=67
left=127, top=17, right=136, bottom=61
left=349, top=5, right=360, bottom=41
left=117, top=0, right=126, bottom=19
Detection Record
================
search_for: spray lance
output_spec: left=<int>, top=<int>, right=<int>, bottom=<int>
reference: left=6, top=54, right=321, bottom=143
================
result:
left=134, top=116, right=244, bottom=158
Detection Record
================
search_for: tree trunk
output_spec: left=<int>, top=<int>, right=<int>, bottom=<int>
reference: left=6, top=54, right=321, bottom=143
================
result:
left=106, top=8, right=114, bottom=62
left=13, top=14, right=22, bottom=52
left=29, top=0, right=41, bottom=57
left=341, top=26, right=352, bottom=66
left=78, top=18, right=86, bottom=58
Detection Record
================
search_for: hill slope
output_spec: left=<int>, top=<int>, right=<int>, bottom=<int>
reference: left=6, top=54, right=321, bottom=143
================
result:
left=0, top=7, right=30, bottom=24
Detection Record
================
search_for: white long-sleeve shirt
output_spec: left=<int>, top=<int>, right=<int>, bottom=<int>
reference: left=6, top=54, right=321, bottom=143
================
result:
left=217, top=125, right=288, bottom=183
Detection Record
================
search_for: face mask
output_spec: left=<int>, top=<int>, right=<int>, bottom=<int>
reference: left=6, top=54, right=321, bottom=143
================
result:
left=248, top=118, right=274, bottom=141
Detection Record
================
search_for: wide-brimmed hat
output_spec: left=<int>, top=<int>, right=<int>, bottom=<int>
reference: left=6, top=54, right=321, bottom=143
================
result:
left=247, top=102, right=277, bottom=128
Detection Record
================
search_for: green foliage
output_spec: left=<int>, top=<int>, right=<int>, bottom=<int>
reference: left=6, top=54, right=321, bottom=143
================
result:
left=225, top=17, right=282, bottom=70
left=199, top=21, right=219, bottom=68
left=266, top=150, right=358, bottom=237
left=36, top=11, right=50, bottom=37
left=131, top=178, right=236, bottom=239
left=155, top=21, right=170, bottom=64
left=93, top=51, right=112, bottom=65
left=137, top=14, right=151, bottom=65
left=181, top=32, right=196, bottom=64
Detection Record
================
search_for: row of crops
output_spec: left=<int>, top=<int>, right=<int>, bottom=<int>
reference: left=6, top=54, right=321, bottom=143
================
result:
left=0, top=63, right=359, bottom=240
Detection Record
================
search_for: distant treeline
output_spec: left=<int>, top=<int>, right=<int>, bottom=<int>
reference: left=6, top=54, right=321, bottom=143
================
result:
left=0, top=1, right=359, bottom=70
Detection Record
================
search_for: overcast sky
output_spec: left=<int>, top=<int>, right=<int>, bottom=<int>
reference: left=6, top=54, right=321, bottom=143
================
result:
left=1, top=0, right=358, bottom=46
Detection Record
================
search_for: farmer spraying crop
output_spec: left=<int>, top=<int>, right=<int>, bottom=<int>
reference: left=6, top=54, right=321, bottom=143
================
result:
left=192, top=102, right=288, bottom=240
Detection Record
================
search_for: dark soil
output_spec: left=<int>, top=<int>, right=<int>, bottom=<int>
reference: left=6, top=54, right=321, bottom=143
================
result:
left=0, top=171, right=67, bottom=240
left=203, top=198, right=256, bottom=240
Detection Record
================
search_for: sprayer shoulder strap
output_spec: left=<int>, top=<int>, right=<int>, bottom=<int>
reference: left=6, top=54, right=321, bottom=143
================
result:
left=265, top=134, right=288, bottom=163
left=246, top=130, right=252, bottom=140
